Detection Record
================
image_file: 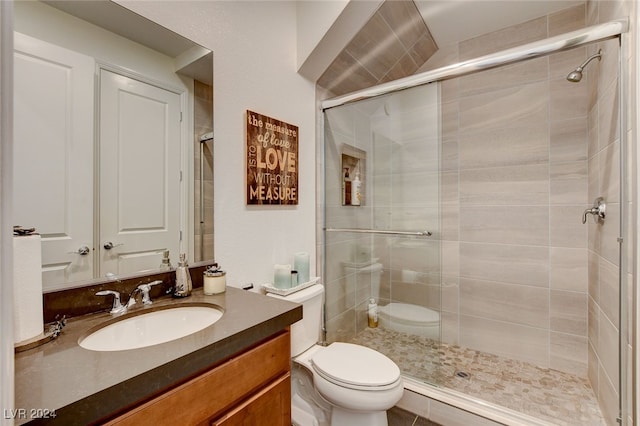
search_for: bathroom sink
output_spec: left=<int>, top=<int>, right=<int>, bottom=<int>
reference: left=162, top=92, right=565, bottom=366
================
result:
left=79, top=304, right=224, bottom=352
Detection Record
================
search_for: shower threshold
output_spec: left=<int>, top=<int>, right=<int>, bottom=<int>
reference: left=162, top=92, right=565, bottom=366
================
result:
left=348, top=328, right=605, bottom=426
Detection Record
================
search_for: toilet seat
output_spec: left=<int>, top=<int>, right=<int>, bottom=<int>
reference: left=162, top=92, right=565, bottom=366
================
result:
left=311, top=342, right=400, bottom=391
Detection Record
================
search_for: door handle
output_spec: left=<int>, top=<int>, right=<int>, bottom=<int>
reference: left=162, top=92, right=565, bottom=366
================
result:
left=68, top=246, right=90, bottom=256
left=103, top=242, right=124, bottom=250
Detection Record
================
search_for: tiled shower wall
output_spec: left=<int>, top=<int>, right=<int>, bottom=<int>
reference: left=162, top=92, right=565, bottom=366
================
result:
left=437, top=5, right=594, bottom=376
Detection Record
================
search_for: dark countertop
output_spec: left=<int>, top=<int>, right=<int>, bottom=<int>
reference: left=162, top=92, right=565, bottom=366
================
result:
left=14, top=287, right=302, bottom=425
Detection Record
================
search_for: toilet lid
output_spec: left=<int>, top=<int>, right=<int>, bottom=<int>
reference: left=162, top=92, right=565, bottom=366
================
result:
left=311, top=342, right=400, bottom=388
left=378, top=303, right=440, bottom=326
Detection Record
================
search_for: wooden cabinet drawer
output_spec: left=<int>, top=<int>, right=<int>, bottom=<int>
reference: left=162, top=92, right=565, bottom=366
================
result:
left=107, top=331, right=290, bottom=426
left=210, top=373, right=291, bottom=426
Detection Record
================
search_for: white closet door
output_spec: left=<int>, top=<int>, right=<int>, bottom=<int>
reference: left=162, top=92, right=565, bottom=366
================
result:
left=99, top=69, right=182, bottom=277
left=13, top=32, right=95, bottom=289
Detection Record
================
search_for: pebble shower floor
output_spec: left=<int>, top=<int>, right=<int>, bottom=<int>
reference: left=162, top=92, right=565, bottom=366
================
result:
left=349, top=328, right=605, bottom=425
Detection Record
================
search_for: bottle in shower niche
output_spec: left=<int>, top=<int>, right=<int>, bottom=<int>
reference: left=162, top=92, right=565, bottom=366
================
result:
left=343, top=168, right=351, bottom=205
left=351, top=170, right=361, bottom=206
left=368, top=298, right=378, bottom=328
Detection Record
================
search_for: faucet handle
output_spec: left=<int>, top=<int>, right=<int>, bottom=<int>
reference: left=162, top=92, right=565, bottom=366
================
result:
left=96, top=290, right=126, bottom=314
left=137, top=280, right=163, bottom=305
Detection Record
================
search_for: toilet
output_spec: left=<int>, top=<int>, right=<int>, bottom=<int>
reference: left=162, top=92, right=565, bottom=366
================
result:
left=344, top=261, right=441, bottom=339
left=268, top=284, right=403, bottom=426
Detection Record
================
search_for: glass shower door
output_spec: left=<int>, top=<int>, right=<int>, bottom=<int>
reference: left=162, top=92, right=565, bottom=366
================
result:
left=323, top=82, right=442, bottom=383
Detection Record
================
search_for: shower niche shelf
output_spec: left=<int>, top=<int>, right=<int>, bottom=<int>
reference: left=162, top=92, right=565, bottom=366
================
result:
left=341, top=144, right=366, bottom=207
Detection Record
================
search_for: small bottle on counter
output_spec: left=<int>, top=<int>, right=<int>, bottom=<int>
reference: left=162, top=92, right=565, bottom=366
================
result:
left=173, top=253, right=192, bottom=297
left=368, top=298, right=378, bottom=328
left=159, top=249, right=172, bottom=270
left=204, top=265, right=226, bottom=295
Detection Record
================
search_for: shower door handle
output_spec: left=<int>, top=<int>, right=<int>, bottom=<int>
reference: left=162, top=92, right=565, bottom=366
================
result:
left=582, top=197, right=606, bottom=224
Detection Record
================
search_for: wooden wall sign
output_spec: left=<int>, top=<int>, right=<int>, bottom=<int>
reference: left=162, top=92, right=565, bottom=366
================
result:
left=246, top=110, right=298, bottom=205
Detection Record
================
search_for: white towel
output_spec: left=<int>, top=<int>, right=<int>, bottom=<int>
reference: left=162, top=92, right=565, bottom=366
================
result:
left=13, top=234, right=44, bottom=343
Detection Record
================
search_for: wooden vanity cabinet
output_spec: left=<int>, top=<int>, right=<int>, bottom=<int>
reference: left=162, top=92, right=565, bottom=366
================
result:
left=106, top=330, right=291, bottom=426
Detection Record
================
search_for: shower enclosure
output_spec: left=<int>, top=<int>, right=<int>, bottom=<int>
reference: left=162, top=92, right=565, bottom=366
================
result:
left=321, top=20, right=628, bottom=426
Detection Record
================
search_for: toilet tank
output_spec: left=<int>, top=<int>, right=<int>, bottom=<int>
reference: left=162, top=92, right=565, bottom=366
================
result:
left=267, top=284, right=324, bottom=357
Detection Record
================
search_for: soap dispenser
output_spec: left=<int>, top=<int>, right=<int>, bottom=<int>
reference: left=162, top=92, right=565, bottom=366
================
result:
left=173, top=253, right=192, bottom=298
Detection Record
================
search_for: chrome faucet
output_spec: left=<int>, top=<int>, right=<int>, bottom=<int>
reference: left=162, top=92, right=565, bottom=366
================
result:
left=96, top=290, right=127, bottom=315
left=137, top=280, right=163, bottom=305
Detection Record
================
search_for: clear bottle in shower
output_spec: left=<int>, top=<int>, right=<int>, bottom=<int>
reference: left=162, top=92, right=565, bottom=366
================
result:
left=368, top=298, right=378, bottom=328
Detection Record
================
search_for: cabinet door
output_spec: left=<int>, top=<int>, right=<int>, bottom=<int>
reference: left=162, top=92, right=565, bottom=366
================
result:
left=211, top=373, right=291, bottom=426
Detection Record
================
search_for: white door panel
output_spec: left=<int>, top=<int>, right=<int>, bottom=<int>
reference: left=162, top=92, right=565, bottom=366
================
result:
left=99, top=69, right=181, bottom=276
left=13, top=33, right=94, bottom=289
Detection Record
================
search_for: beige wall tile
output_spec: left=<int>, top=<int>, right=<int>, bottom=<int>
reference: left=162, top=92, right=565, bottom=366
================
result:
left=460, top=315, right=549, bottom=366
left=550, top=161, right=588, bottom=205
left=458, top=82, right=548, bottom=133
left=550, top=290, right=588, bottom=335
left=441, top=139, right=458, bottom=172
left=599, top=256, right=620, bottom=329
left=550, top=247, right=588, bottom=292
left=550, top=331, right=588, bottom=377
left=460, top=278, right=549, bottom=328
left=598, top=312, right=620, bottom=390
left=598, top=369, right=620, bottom=426
left=458, top=16, right=547, bottom=60
left=588, top=249, right=600, bottom=302
left=460, top=242, right=549, bottom=287
left=550, top=117, right=588, bottom=163
left=550, top=205, right=588, bottom=248
left=460, top=205, right=549, bottom=246
left=441, top=276, right=459, bottom=313
left=548, top=4, right=585, bottom=36
left=598, top=140, right=620, bottom=204
left=326, top=308, right=356, bottom=343
left=460, top=164, right=549, bottom=206
left=550, top=77, right=589, bottom=122
left=597, top=81, right=620, bottom=150
left=458, top=126, right=549, bottom=170
left=597, top=39, right=621, bottom=98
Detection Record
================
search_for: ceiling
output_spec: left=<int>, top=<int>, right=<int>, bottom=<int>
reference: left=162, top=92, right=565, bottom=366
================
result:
left=42, top=0, right=213, bottom=85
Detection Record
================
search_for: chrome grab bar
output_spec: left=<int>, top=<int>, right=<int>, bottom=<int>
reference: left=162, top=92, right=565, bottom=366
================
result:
left=324, top=227, right=432, bottom=237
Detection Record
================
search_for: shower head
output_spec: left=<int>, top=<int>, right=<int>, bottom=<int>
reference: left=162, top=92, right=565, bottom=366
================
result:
left=566, top=49, right=603, bottom=82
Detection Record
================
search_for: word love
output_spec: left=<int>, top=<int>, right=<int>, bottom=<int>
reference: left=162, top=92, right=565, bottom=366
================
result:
left=252, top=142, right=296, bottom=172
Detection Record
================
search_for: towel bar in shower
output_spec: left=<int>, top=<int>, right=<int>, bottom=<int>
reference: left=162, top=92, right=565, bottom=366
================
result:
left=324, top=228, right=432, bottom=237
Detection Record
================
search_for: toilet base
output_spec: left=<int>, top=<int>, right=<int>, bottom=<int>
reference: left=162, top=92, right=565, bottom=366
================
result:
left=332, top=407, right=388, bottom=426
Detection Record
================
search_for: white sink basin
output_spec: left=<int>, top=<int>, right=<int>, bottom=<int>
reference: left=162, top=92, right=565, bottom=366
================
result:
left=79, top=304, right=224, bottom=352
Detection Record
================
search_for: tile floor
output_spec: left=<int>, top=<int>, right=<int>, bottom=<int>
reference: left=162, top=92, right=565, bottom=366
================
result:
left=349, top=327, right=605, bottom=426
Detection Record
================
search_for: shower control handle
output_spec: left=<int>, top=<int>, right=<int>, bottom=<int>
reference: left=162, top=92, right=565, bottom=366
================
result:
left=582, top=197, right=606, bottom=224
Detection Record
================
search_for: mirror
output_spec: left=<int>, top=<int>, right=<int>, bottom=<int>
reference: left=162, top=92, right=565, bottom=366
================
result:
left=13, top=0, right=214, bottom=292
